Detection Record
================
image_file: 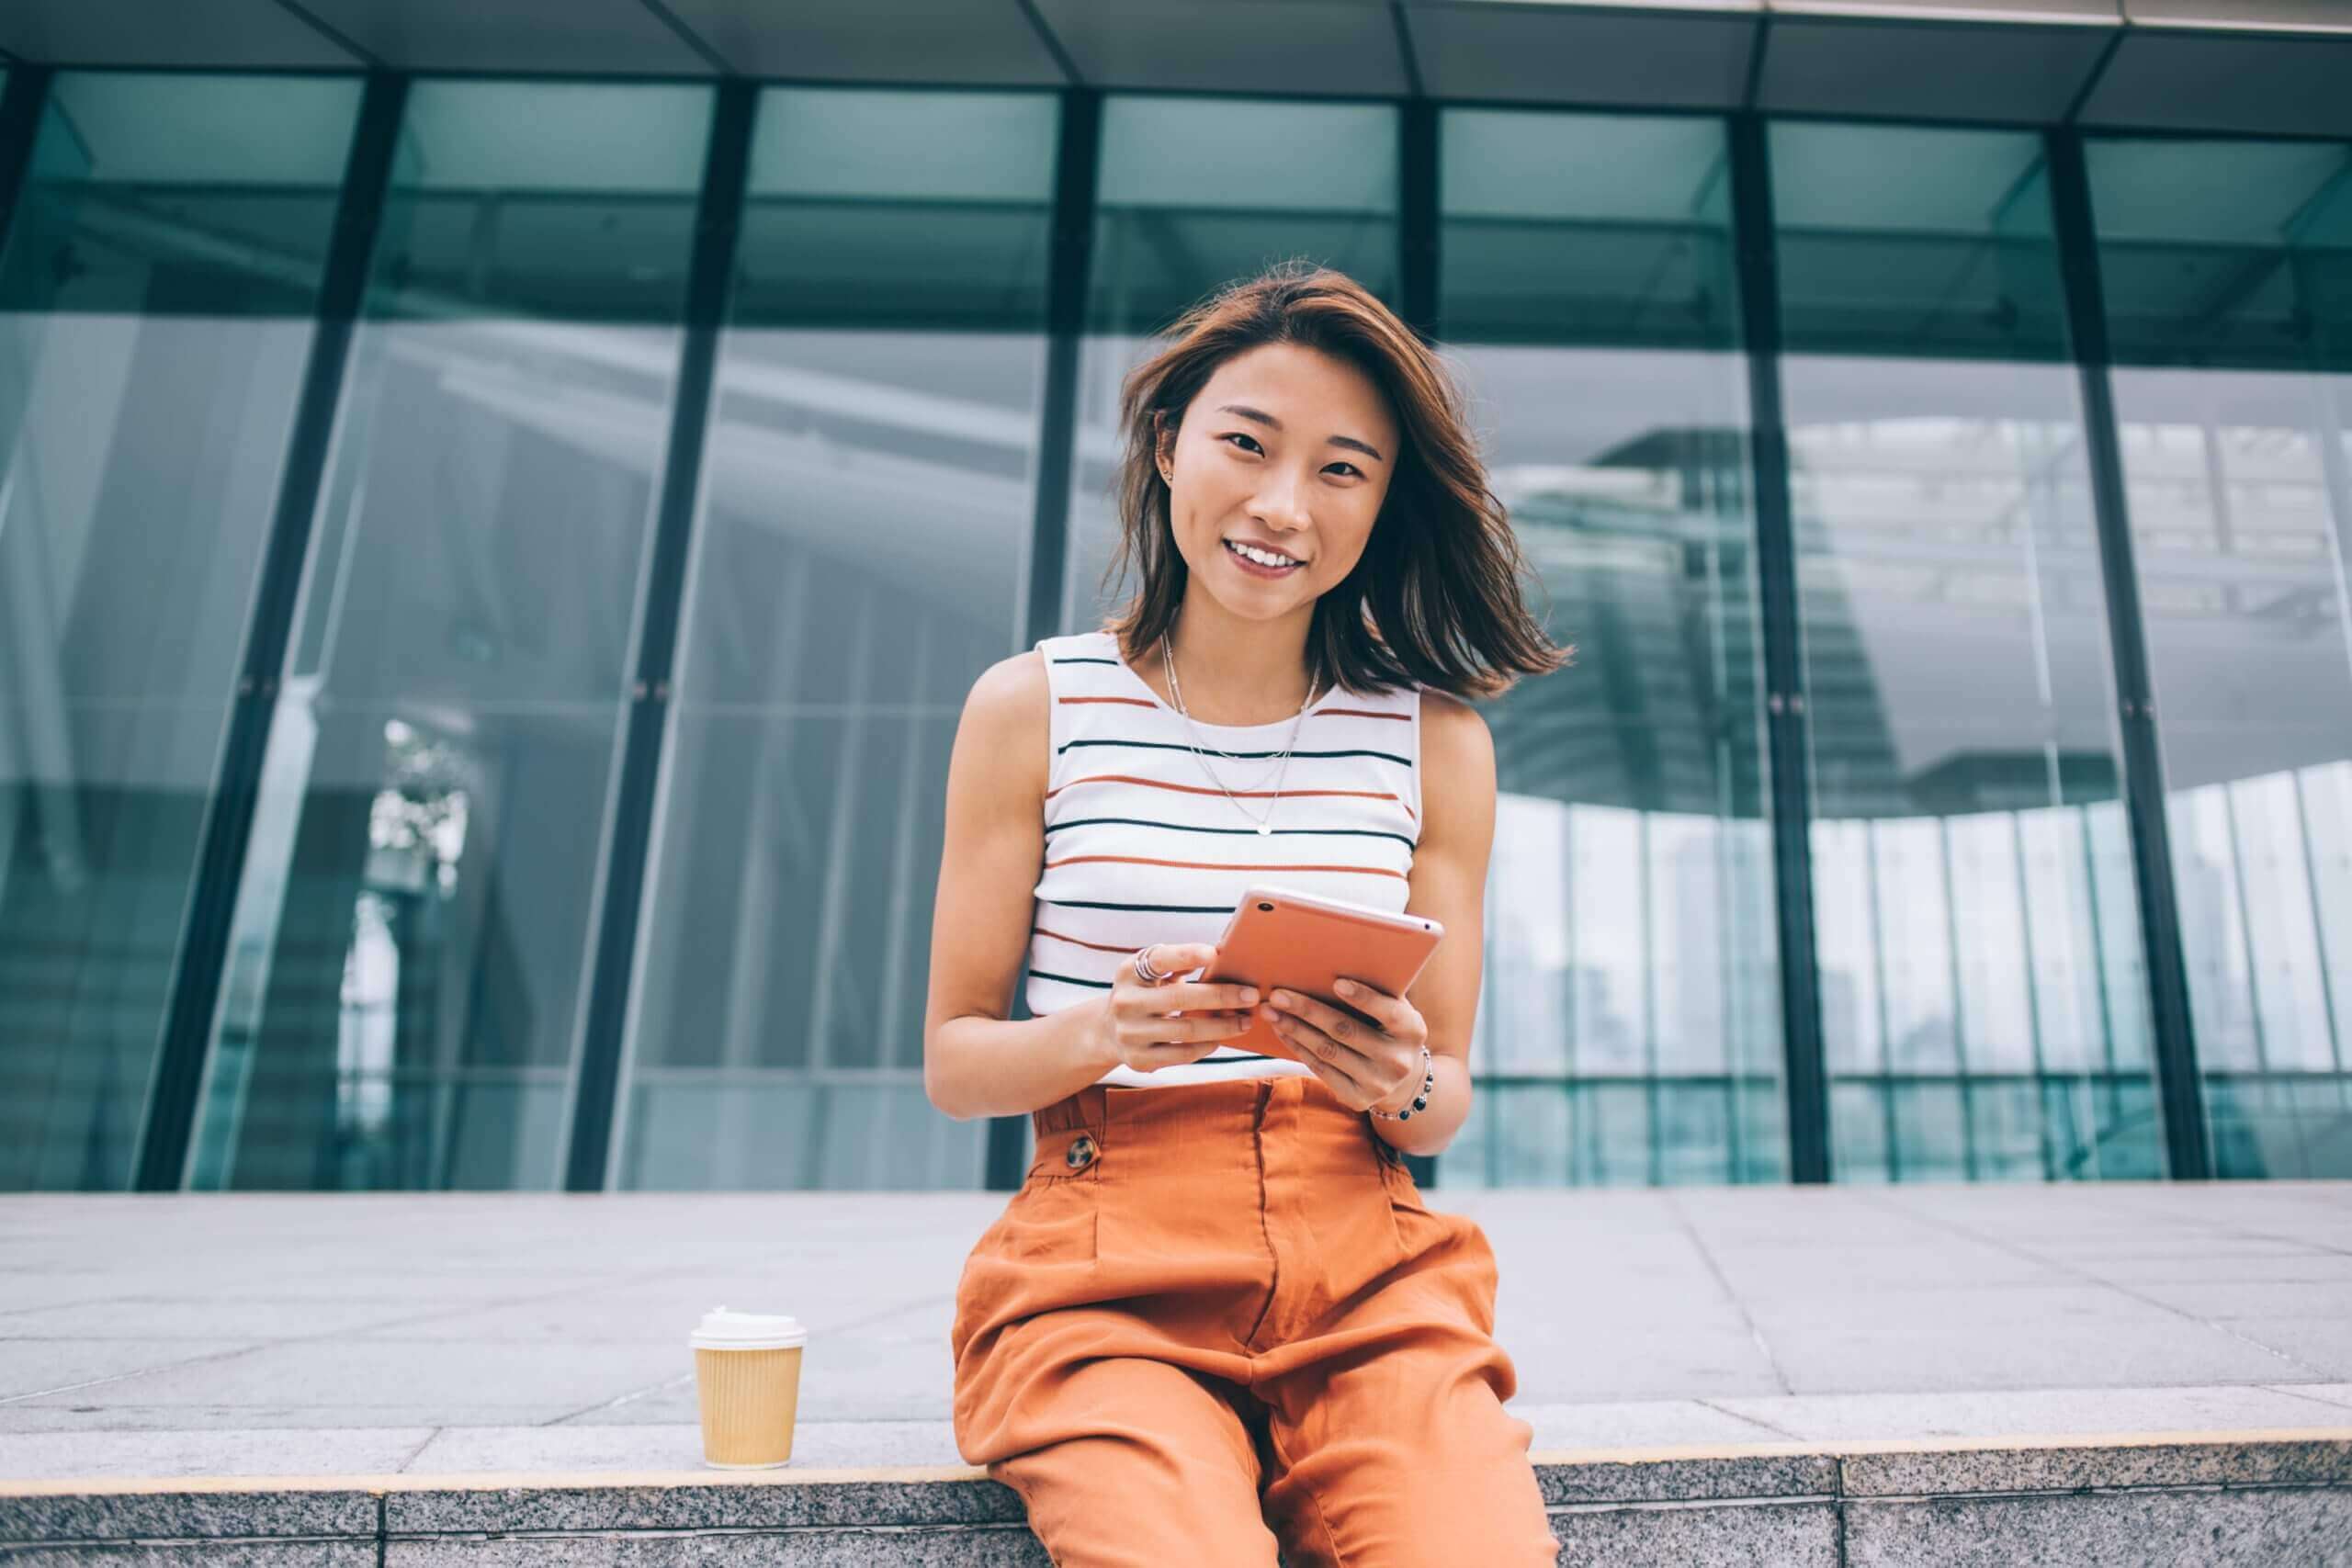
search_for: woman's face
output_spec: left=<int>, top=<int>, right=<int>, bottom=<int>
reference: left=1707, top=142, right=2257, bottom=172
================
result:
left=1157, top=341, right=1398, bottom=621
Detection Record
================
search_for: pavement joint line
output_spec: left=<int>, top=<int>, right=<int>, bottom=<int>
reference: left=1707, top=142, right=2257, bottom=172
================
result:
left=1692, top=1396, right=1804, bottom=1440
left=1843, top=1186, right=2345, bottom=1381
left=527, top=1292, right=961, bottom=1427
left=388, top=1429, right=441, bottom=1475
left=0, top=1342, right=276, bottom=1408
left=1662, top=1190, right=1793, bottom=1398
left=540, top=1371, right=695, bottom=1427
left=4, top=1426, right=2349, bottom=1497
left=2268, top=1382, right=2352, bottom=1414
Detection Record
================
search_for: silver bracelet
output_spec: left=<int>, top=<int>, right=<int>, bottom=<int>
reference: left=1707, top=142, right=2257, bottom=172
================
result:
left=1369, top=1043, right=1435, bottom=1121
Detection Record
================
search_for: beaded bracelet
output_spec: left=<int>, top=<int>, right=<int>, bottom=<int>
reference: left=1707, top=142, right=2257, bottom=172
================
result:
left=1369, top=1043, right=1435, bottom=1121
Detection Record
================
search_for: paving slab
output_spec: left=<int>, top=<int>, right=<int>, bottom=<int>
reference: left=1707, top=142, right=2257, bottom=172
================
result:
left=0, top=1341, right=263, bottom=1402
left=5, top=1340, right=690, bottom=1414
left=2229, top=1315, right=2352, bottom=1378
left=2282, top=1382, right=2352, bottom=1413
left=0, top=1404, right=583, bottom=1435
left=1, top=1183, right=2346, bottom=1484
left=0, top=1427, right=438, bottom=1482
left=1761, top=1319, right=2321, bottom=1393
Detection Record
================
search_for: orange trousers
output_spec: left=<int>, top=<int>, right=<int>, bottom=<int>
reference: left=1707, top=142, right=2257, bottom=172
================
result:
left=950, top=1073, right=1561, bottom=1567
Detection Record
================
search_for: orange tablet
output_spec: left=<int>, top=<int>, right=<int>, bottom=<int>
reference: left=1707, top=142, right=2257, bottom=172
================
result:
left=1200, top=885, right=1445, bottom=1068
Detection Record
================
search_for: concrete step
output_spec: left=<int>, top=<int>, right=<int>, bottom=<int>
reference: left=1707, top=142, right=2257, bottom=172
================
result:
left=6, top=1427, right=2350, bottom=1565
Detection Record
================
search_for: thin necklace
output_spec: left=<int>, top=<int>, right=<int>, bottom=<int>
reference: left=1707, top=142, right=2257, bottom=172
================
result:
left=1159, top=636, right=1317, bottom=774
left=1159, top=634, right=1320, bottom=837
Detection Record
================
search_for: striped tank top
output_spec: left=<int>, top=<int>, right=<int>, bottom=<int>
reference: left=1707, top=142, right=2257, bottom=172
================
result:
left=1025, top=627, right=1424, bottom=1089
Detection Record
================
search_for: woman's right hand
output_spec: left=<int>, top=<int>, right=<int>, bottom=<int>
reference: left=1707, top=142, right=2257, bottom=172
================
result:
left=1093, top=942, right=1261, bottom=1074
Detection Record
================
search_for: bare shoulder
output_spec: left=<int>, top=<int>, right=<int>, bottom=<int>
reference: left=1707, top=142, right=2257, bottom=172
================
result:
left=955, top=647, right=1050, bottom=805
left=1417, top=688, right=1496, bottom=848
left=1419, top=688, right=1495, bottom=783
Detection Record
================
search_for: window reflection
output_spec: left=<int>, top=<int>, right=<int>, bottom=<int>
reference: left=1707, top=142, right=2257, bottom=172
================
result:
left=1784, top=366, right=2163, bottom=1181
left=611, top=88, right=1058, bottom=1190
left=2113, top=369, right=2352, bottom=1177
left=1772, top=119, right=2165, bottom=1181
left=1434, top=109, right=1784, bottom=1188
left=186, top=82, right=713, bottom=1190
left=0, top=73, right=358, bottom=1190
left=2089, top=133, right=2352, bottom=1180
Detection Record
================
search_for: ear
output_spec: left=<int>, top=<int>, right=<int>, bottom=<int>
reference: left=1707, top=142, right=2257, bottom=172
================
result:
left=1154, top=412, right=1174, bottom=480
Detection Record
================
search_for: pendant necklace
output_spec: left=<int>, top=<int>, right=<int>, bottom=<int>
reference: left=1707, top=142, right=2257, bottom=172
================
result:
left=1159, top=634, right=1320, bottom=837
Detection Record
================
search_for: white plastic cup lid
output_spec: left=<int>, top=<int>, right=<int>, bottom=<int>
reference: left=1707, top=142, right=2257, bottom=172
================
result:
left=690, top=1305, right=808, bottom=1350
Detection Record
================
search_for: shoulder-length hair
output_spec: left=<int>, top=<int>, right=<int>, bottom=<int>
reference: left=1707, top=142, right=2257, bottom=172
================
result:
left=1100, top=258, right=1572, bottom=703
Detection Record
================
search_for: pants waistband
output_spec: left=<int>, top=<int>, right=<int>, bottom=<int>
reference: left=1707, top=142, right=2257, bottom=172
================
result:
left=1032, top=1073, right=1382, bottom=1142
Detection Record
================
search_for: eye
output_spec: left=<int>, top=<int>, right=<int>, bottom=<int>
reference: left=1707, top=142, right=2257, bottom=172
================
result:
left=1222, top=433, right=1363, bottom=479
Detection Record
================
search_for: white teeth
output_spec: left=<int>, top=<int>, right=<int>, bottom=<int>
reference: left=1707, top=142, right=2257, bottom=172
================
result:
left=1227, top=540, right=1300, bottom=569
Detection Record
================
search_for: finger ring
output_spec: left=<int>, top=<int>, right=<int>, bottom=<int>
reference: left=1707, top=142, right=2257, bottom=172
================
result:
left=1133, top=944, right=1170, bottom=985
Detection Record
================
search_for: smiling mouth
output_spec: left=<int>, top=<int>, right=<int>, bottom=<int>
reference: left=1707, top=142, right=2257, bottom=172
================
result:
left=1224, top=538, right=1306, bottom=570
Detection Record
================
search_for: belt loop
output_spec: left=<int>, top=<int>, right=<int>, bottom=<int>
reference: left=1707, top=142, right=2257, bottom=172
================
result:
left=1080, top=1084, right=1108, bottom=1142
left=1033, top=1089, right=1083, bottom=1136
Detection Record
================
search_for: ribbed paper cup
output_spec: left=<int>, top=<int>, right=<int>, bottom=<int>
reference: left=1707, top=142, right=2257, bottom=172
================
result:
left=690, top=1307, right=807, bottom=1469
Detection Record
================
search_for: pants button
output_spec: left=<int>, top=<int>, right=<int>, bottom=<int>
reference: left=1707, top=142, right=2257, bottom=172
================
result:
left=1065, top=1134, right=1096, bottom=1169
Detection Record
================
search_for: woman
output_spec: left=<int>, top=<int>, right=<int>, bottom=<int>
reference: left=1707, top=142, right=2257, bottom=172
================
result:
left=923, top=259, right=1571, bottom=1566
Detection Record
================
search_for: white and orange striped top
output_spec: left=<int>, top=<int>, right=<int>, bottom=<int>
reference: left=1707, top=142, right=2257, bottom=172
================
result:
left=1025, top=627, right=1424, bottom=1089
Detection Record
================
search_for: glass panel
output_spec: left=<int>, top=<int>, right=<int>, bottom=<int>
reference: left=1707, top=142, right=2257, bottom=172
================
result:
left=2089, top=135, right=2352, bottom=1179
left=610, top=87, right=1058, bottom=1190
left=1772, top=123, right=2072, bottom=366
left=1434, top=109, right=1784, bottom=1189
left=1772, top=120, right=2165, bottom=1182
left=0, top=72, right=359, bottom=1190
left=183, top=82, right=714, bottom=1190
left=2092, top=140, right=2352, bottom=378
left=1062, top=96, right=1399, bottom=632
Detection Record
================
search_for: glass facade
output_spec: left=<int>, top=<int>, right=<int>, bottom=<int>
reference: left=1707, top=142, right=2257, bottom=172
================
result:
left=611, top=88, right=1059, bottom=1190
left=2086, top=138, right=2352, bottom=1180
left=1432, top=110, right=1783, bottom=1188
left=187, top=81, right=716, bottom=1190
left=0, top=73, right=362, bottom=1189
left=1772, top=122, right=2164, bottom=1182
left=1, top=70, right=2346, bottom=1190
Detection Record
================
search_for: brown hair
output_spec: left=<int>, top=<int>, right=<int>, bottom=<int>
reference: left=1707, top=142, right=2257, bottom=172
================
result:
left=1100, top=258, right=1572, bottom=703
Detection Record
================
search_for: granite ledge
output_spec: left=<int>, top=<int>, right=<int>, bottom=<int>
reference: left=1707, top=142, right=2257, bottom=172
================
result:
left=1839, top=1433, right=2352, bottom=1497
left=0, top=1489, right=379, bottom=1544
left=1534, top=1451, right=1836, bottom=1505
left=382, top=1476, right=1026, bottom=1535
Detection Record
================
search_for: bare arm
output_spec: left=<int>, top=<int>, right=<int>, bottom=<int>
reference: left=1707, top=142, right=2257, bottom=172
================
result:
left=921, top=650, right=1259, bottom=1122
left=1368, top=690, right=1497, bottom=1158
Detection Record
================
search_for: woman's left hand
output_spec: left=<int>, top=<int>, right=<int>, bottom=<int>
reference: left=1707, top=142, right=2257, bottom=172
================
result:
left=1259, top=979, right=1429, bottom=1115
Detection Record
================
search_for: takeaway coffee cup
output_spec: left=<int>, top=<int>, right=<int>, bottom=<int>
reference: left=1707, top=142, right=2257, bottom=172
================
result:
left=690, top=1306, right=808, bottom=1469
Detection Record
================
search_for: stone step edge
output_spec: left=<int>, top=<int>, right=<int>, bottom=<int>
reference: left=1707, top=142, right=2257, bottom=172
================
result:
left=6, top=1425, right=2350, bottom=1503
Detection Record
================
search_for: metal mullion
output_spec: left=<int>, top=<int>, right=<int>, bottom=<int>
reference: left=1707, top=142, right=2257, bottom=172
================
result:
left=989, top=87, right=1102, bottom=1193
left=2044, top=126, right=2211, bottom=1181
left=1399, top=99, right=1438, bottom=342
left=1726, top=110, right=1832, bottom=1184
left=132, top=73, right=408, bottom=1192
left=0, top=65, right=51, bottom=248
left=1398, top=96, right=1440, bottom=1191
left=563, top=77, right=758, bottom=1193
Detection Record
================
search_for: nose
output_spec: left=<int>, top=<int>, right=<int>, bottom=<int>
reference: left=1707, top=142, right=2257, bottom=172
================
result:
left=1248, top=468, right=1313, bottom=535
